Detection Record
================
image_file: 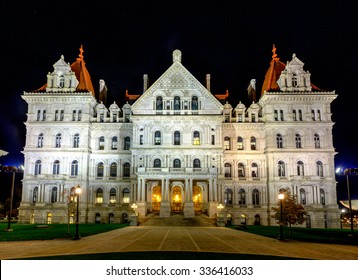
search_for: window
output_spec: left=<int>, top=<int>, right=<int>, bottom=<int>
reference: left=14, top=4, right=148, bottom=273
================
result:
left=297, top=161, right=304, bottom=176
left=251, top=163, right=258, bottom=177
left=293, top=109, right=297, bottom=121
left=96, top=188, right=103, bottom=204
left=238, top=114, right=243, bottom=122
left=124, top=136, right=130, bottom=150
left=295, top=133, right=302, bottom=148
left=274, top=110, right=278, bottom=121
left=53, top=160, right=60, bottom=175
left=122, top=188, right=130, bottom=203
left=316, top=161, right=323, bottom=177
left=251, top=113, right=256, bottom=122
left=237, top=137, right=244, bottom=150
left=298, top=109, right=302, bottom=121
left=238, top=163, right=245, bottom=177
left=97, top=162, right=104, bottom=177
left=278, top=161, right=285, bottom=177
left=37, top=133, right=44, bottom=148
left=71, top=133, right=79, bottom=148
left=71, top=160, right=78, bottom=176
left=59, top=75, right=65, bottom=88
left=238, top=189, right=246, bottom=205
left=174, top=131, right=180, bottom=145
left=35, top=160, right=42, bottom=175
left=311, top=109, right=315, bottom=121
left=320, top=189, right=325, bottom=205
left=280, top=110, right=284, bottom=121
left=224, top=163, right=232, bottom=177
left=32, top=187, right=38, bottom=203
left=154, top=131, right=161, bottom=145
left=99, top=136, right=105, bottom=150
left=211, top=135, right=215, bottom=145
left=192, top=96, right=198, bottom=110
left=123, top=162, right=130, bottom=177
left=292, top=73, right=298, bottom=87
left=51, top=187, right=58, bottom=203
left=193, top=159, right=201, bottom=168
left=252, top=189, right=260, bottom=205
left=55, top=133, right=61, bottom=148
left=193, top=131, right=200, bottom=145
left=139, top=135, right=143, bottom=145
left=300, top=188, right=306, bottom=205
left=314, top=133, right=320, bottom=148
left=250, top=136, right=256, bottom=150
left=224, top=137, right=231, bottom=150
left=156, top=96, right=163, bottom=110
left=317, top=109, right=321, bottom=121
left=154, top=159, right=161, bottom=168
left=173, top=159, right=181, bottom=168
left=174, top=96, right=180, bottom=110
left=224, top=189, right=233, bottom=205
left=110, top=163, right=117, bottom=177
left=42, top=110, right=46, bottom=121
left=110, top=188, right=116, bottom=204
left=111, top=136, right=118, bottom=150
left=55, top=110, right=59, bottom=121
left=276, top=134, right=283, bottom=148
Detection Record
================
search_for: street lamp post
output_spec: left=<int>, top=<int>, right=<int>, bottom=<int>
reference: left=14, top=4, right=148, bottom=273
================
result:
left=344, top=169, right=354, bottom=236
left=5, top=171, right=15, bottom=232
left=74, top=185, right=81, bottom=240
left=277, top=193, right=285, bottom=240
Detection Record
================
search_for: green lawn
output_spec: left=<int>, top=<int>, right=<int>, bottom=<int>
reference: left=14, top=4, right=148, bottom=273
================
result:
left=229, top=225, right=358, bottom=246
left=0, top=223, right=128, bottom=241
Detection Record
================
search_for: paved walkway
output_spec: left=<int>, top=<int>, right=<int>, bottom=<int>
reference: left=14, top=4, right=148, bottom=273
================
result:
left=1, top=225, right=358, bottom=260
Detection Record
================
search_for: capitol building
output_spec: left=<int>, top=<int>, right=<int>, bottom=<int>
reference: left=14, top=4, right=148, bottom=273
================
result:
left=18, top=47, right=340, bottom=228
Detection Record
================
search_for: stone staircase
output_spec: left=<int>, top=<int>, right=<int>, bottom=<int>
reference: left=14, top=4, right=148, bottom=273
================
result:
left=140, top=212, right=216, bottom=227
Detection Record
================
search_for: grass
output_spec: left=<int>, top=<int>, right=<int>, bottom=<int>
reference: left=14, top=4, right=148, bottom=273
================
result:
left=0, top=223, right=128, bottom=241
left=229, top=225, right=358, bottom=246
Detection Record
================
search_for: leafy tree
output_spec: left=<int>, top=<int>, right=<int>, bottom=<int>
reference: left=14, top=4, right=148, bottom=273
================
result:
left=271, top=190, right=307, bottom=236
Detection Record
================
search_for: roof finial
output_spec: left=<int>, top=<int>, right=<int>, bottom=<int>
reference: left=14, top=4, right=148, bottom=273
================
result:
left=78, top=44, right=84, bottom=61
left=272, top=44, right=279, bottom=61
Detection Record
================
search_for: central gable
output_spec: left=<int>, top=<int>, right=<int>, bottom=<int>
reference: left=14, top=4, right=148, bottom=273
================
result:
left=131, top=50, right=223, bottom=115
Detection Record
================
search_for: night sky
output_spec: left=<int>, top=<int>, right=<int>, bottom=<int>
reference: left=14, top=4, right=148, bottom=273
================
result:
left=1, top=0, right=357, bottom=187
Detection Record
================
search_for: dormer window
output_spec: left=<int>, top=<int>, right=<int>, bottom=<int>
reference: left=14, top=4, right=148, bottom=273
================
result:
left=174, top=96, right=180, bottom=110
left=292, top=73, right=298, bottom=87
left=59, top=75, right=65, bottom=88
left=156, top=96, right=163, bottom=110
left=192, top=96, right=198, bottom=110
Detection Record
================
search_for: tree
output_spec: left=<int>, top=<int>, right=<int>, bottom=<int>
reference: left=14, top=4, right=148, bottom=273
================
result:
left=271, top=190, right=307, bottom=236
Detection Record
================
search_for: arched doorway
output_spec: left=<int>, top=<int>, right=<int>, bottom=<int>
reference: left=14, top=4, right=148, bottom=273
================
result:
left=171, top=186, right=183, bottom=212
left=192, top=185, right=203, bottom=212
left=152, top=185, right=161, bottom=212
left=109, top=213, right=114, bottom=224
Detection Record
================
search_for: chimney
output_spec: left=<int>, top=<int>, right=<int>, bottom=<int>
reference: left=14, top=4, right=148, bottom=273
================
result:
left=206, top=74, right=211, bottom=92
left=143, top=74, right=148, bottom=92
left=99, top=79, right=108, bottom=105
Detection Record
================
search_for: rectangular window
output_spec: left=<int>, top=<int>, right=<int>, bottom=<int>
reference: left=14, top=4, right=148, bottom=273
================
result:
left=274, top=110, right=278, bottom=121
left=299, top=109, right=302, bottom=121
left=280, top=110, right=284, bottom=121
left=293, top=110, right=297, bottom=121
left=312, top=109, right=315, bottom=121
left=42, top=110, right=46, bottom=121
left=55, top=110, right=59, bottom=121
left=140, top=135, right=143, bottom=145
left=211, top=135, right=215, bottom=145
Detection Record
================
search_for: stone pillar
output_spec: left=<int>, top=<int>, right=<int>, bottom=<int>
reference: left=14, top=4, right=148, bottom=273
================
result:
left=160, top=179, right=170, bottom=217
left=183, top=178, right=195, bottom=218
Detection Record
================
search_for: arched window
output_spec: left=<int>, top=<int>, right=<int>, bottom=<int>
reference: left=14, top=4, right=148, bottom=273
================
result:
left=251, top=163, right=258, bottom=177
left=111, top=136, right=118, bottom=150
left=110, top=162, right=117, bottom=177
left=73, top=133, right=80, bottom=148
left=37, top=133, right=44, bottom=148
left=55, top=133, right=61, bottom=148
left=174, top=131, right=180, bottom=145
left=51, top=187, right=58, bottom=203
left=35, top=160, right=42, bottom=175
left=173, top=159, right=181, bottom=168
left=320, top=189, right=325, bottom=205
left=193, top=159, right=201, bottom=168
left=96, top=188, right=103, bottom=204
left=174, top=96, right=180, bottom=110
left=59, top=75, right=65, bottom=88
left=154, top=159, right=161, bottom=168
left=278, top=161, right=285, bottom=177
left=295, top=133, right=302, bottom=148
left=69, top=187, right=76, bottom=202
left=224, top=163, right=232, bottom=177
left=123, top=162, right=130, bottom=177
left=156, top=96, right=163, bottom=110
left=192, top=96, right=198, bottom=110
left=97, top=162, right=104, bottom=177
left=292, top=73, right=298, bottom=87
left=122, top=188, right=130, bottom=203
left=124, top=136, right=130, bottom=150
left=154, top=131, right=161, bottom=145
left=252, top=189, right=260, bottom=205
left=224, top=189, right=233, bottom=205
left=109, top=188, right=116, bottom=204
left=297, top=161, right=304, bottom=176
left=300, top=188, right=306, bottom=205
left=224, top=137, right=231, bottom=150
left=238, top=163, right=245, bottom=177
left=99, top=136, right=105, bottom=150
left=314, top=133, right=321, bottom=148
left=71, top=160, right=78, bottom=176
left=52, top=160, right=60, bottom=175
left=237, top=136, right=244, bottom=150
left=276, top=134, right=283, bottom=148
left=238, top=189, right=246, bottom=205
left=316, top=161, right=323, bottom=177
left=193, top=131, right=200, bottom=145
left=250, top=136, right=256, bottom=150
left=32, top=187, right=38, bottom=203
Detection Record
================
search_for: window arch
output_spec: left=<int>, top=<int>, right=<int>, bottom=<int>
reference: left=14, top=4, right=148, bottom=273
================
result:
left=224, top=163, right=232, bottom=177
left=110, top=162, right=117, bottom=177
left=250, top=136, right=256, bottom=150
left=237, top=136, right=244, bottom=150
left=224, top=137, right=231, bottom=150
left=173, top=159, right=181, bottom=168
left=238, top=189, right=246, bottom=205
left=192, top=96, right=198, bottom=110
left=238, top=162, right=245, bottom=177
left=224, top=188, right=233, bottom=205
left=154, top=131, right=161, bottom=145
left=299, top=188, right=306, bottom=205
left=97, top=162, right=104, bottom=177
left=35, top=160, right=42, bottom=175
left=124, top=136, right=130, bottom=150
left=316, top=161, right=323, bottom=177
left=251, top=163, right=258, bottom=177
left=154, top=158, right=161, bottom=168
left=73, top=133, right=80, bottom=148
left=37, top=133, right=44, bottom=148
left=276, top=133, right=283, bottom=148
left=193, top=131, right=200, bottom=145
left=51, top=187, right=58, bottom=203
left=53, top=160, right=60, bottom=175
left=111, top=136, right=118, bottom=150
left=32, top=187, right=38, bottom=203
left=193, top=159, right=201, bottom=168
left=156, top=96, right=163, bottom=110
left=295, top=133, right=302, bottom=148
left=174, top=96, right=180, bottom=110
left=123, top=162, right=130, bottom=177
left=109, top=188, right=117, bottom=204
left=71, top=160, right=79, bottom=176
left=252, top=189, right=260, bottom=205
left=174, top=131, right=181, bottom=145
left=99, top=136, right=105, bottom=150
left=55, top=133, right=61, bottom=148
left=278, top=161, right=286, bottom=177
left=314, top=133, right=321, bottom=148
left=297, top=161, right=304, bottom=176
left=96, top=188, right=103, bottom=204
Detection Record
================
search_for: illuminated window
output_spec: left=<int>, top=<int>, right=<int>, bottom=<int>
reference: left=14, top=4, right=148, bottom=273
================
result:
left=251, top=163, right=258, bottom=177
left=96, top=188, right=103, bottom=203
left=224, top=137, right=231, bottom=150
left=224, top=163, right=232, bottom=177
left=237, top=137, right=244, bottom=150
left=238, top=163, right=245, bottom=177
left=110, top=188, right=116, bottom=204
left=193, top=131, right=200, bottom=145
left=71, top=160, right=78, bottom=176
left=122, top=188, right=130, bottom=204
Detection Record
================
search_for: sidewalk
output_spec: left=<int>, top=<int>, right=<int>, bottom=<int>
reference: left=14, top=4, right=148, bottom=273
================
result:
left=1, top=226, right=358, bottom=260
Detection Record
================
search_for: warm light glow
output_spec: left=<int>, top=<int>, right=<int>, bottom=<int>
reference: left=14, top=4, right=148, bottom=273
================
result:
left=241, top=214, right=246, bottom=218
left=131, top=203, right=137, bottom=210
left=278, top=193, right=285, bottom=200
left=75, top=185, right=81, bottom=194
left=174, top=194, right=179, bottom=203
left=217, top=203, right=224, bottom=210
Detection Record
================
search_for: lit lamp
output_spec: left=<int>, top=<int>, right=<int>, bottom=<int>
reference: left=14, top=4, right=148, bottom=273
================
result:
left=277, top=193, right=285, bottom=240
left=344, top=168, right=355, bottom=236
left=74, top=185, right=81, bottom=240
left=241, top=214, right=247, bottom=228
left=131, top=203, right=138, bottom=215
left=217, top=203, right=224, bottom=215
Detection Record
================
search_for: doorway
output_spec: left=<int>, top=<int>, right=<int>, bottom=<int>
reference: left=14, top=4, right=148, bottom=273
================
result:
left=152, top=185, right=161, bottom=212
left=171, top=186, right=183, bottom=212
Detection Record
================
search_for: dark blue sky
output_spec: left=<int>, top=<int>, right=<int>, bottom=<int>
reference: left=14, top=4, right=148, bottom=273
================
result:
left=1, top=0, right=357, bottom=175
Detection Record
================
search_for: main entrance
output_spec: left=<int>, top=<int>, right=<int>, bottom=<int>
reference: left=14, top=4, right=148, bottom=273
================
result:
left=171, top=186, right=183, bottom=212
